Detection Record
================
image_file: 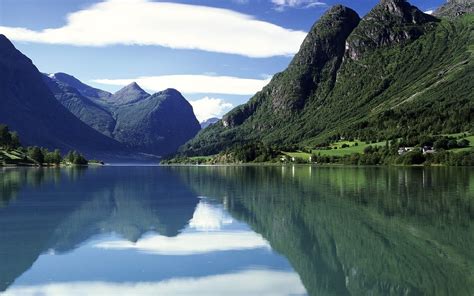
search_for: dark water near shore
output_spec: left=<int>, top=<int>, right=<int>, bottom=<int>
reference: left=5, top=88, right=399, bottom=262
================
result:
left=0, top=166, right=473, bottom=296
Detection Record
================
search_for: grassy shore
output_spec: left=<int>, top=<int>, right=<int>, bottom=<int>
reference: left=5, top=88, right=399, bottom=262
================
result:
left=163, top=133, right=474, bottom=166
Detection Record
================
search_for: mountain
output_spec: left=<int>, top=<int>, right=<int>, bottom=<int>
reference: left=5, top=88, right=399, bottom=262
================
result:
left=49, top=72, right=111, bottom=101
left=345, top=0, right=437, bottom=60
left=43, top=74, right=116, bottom=137
left=45, top=75, right=201, bottom=156
left=180, top=0, right=473, bottom=156
left=200, top=117, right=220, bottom=129
left=106, top=82, right=150, bottom=105
left=112, top=88, right=201, bottom=155
left=435, top=0, right=474, bottom=17
left=0, top=34, right=125, bottom=157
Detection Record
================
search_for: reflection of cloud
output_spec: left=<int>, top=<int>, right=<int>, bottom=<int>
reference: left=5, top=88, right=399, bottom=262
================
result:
left=95, top=231, right=269, bottom=255
left=3, top=270, right=306, bottom=296
left=189, top=201, right=233, bottom=231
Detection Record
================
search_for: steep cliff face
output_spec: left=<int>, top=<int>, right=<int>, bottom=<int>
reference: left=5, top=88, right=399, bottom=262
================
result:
left=221, top=5, right=361, bottom=128
left=435, top=0, right=474, bottom=17
left=345, top=0, right=438, bottom=60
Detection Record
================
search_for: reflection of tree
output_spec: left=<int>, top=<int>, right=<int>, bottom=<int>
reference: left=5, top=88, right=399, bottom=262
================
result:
left=0, top=168, right=60, bottom=207
left=176, top=166, right=474, bottom=296
left=0, top=167, right=198, bottom=292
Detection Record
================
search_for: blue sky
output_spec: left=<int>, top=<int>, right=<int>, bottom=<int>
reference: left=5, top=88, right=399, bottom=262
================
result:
left=0, top=0, right=445, bottom=121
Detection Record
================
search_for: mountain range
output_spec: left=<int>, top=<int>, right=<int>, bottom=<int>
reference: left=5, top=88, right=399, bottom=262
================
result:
left=0, top=34, right=126, bottom=157
left=44, top=73, right=201, bottom=156
left=0, top=0, right=472, bottom=160
left=0, top=34, right=200, bottom=158
left=180, top=0, right=473, bottom=156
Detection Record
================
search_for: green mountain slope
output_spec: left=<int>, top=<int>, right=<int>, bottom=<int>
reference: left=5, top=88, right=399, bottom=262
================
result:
left=180, top=0, right=473, bottom=156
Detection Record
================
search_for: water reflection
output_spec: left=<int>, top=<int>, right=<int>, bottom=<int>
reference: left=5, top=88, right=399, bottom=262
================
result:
left=3, top=269, right=305, bottom=296
left=0, top=166, right=472, bottom=296
left=175, top=166, right=474, bottom=296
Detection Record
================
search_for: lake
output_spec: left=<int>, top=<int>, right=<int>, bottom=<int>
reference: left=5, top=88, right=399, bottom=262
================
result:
left=0, top=166, right=472, bottom=296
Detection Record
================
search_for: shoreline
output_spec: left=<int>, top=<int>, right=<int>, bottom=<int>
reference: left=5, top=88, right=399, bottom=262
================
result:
left=159, top=162, right=470, bottom=168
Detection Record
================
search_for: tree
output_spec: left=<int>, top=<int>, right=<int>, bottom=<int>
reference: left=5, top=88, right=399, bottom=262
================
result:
left=27, top=146, right=44, bottom=164
left=10, top=132, right=20, bottom=149
left=65, top=150, right=88, bottom=165
left=65, top=151, right=75, bottom=164
left=434, top=138, right=449, bottom=150
left=45, top=149, right=62, bottom=165
left=73, top=152, right=88, bottom=165
left=0, top=125, right=12, bottom=147
left=364, top=145, right=374, bottom=154
left=458, top=139, right=470, bottom=148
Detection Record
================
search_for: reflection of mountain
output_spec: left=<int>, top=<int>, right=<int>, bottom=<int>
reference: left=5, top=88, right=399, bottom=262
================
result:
left=176, top=166, right=474, bottom=296
left=0, top=167, right=198, bottom=292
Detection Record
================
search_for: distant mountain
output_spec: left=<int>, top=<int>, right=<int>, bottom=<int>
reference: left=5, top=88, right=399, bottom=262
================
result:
left=435, top=0, right=474, bottom=17
left=112, top=88, right=201, bottom=155
left=106, top=82, right=150, bottom=105
left=0, top=34, right=125, bottom=157
left=200, top=117, right=220, bottom=129
left=43, top=74, right=116, bottom=137
left=180, top=0, right=473, bottom=156
left=48, top=72, right=111, bottom=101
left=46, top=74, right=201, bottom=155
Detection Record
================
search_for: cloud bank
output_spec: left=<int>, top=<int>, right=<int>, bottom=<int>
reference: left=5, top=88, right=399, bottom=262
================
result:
left=271, top=0, right=327, bottom=11
left=93, top=74, right=271, bottom=95
left=189, top=97, right=234, bottom=122
left=0, top=0, right=307, bottom=57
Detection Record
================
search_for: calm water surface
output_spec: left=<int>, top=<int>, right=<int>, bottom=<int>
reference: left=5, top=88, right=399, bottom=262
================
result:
left=0, top=166, right=472, bottom=296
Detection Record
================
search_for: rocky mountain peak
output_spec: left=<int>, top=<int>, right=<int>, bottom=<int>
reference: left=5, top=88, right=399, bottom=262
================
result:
left=434, top=0, right=474, bottom=17
left=125, top=81, right=141, bottom=90
left=222, top=4, right=360, bottom=127
left=345, top=0, right=438, bottom=60
left=276, top=4, right=360, bottom=107
left=111, top=82, right=149, bottom=105
left=293, top=5, right=360, bottom=66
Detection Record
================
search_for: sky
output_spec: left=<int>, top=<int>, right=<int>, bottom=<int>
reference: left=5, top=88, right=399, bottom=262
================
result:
left=0, top=0, right=445, bottom=121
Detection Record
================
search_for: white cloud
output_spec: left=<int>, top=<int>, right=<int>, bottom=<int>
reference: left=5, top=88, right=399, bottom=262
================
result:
left=93, top=74, right=271, bottom=96
left=3, top=270, right=306, bottom=296
left=189, top=97, right=233, bottom=122
left=424, top=9, right=434, bottom=15
left=271, top=0, right=327, bottom=11
left=95, top=231, right=269, bottom=255
left=0, top=0, right=307, bottom=58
